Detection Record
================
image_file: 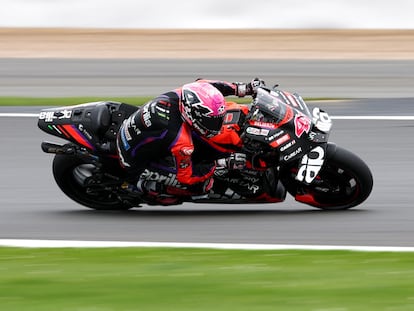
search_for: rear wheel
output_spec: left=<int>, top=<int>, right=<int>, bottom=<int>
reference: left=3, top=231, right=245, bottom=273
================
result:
left=52, top=154, right=133, bottom=210
left=281, top=144, right=373, bottom=210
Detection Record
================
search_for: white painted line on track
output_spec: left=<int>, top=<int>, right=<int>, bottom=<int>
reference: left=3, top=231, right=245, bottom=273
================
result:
left=1, top=113, right=414, bottom=121
left=1, top=239, right=414, bottom=252
left=331, top=116, right=414, bottom=120
left=0, top=113, right=39, bottom=117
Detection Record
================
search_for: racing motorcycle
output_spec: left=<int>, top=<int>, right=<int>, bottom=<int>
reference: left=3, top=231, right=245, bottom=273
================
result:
left=38, top=86, right=373, bottom=210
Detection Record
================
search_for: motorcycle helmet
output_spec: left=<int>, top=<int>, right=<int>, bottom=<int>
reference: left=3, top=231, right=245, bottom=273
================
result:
left=180, top=82, right=226, bottom=138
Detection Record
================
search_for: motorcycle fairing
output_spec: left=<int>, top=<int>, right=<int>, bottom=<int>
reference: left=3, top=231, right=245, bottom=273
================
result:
left=58, top=124, right=95, bottom=150
left=242, top=89, right=315, bottom=163
left=241, top=88, right=334, bottom=185
left=38, top=101, right=138, bottom=153
left=296, top=145, right=327, bottom=184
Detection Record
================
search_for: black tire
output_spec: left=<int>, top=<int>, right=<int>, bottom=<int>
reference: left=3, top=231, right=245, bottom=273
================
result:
left=281, top=144, right=373, bottom=210
left=52, top=154, right=132, bottom=210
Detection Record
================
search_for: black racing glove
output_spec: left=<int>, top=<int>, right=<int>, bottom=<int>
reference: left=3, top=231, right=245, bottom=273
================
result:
left=246, top=77, right=266, bottom=96
left=225, top=153, right=247, bottom=170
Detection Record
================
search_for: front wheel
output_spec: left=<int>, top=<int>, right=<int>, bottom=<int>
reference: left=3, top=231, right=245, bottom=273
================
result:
left=52, top=154, right=133, bottom=210
left=281, top=144, right=373, bottom=210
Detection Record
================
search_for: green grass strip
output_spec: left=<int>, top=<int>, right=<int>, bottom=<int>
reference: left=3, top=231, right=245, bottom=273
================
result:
left=0, top=247, right=413, bottom=311
left=0, top=96, right=254, bottom=107
left=0, top=96, right=335, bottom=107
left=0, top=96, right=154, bottom=107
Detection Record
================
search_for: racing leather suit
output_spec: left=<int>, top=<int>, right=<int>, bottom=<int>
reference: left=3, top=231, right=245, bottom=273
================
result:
left=116, top=80, right=246, bottom=194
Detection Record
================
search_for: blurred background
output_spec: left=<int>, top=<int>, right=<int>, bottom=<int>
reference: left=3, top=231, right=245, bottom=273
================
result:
left=1, top=0, right=414, bottom=29
left=1, top=0, right=414, bottom=99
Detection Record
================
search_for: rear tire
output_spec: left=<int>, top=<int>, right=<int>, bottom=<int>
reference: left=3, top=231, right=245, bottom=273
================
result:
left=281, top=144, right=373, bottom=210
left=52, top=154, right=132, bottom=210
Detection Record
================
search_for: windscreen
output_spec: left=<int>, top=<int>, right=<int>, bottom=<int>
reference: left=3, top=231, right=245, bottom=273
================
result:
left=254, top=88, right=311, bottom=121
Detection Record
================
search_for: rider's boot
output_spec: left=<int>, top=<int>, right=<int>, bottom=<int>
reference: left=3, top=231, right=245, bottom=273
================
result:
left=137, top=180, right=181, bottom=206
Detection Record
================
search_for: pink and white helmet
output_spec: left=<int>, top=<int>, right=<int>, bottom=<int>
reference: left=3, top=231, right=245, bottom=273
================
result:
left=180, top=82, right=226, bottom=138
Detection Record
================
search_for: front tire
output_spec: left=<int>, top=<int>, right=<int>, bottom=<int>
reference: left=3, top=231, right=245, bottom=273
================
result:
left=281, top=144, right=373, bottom=210
left=52, top=154, right=132, bottom=210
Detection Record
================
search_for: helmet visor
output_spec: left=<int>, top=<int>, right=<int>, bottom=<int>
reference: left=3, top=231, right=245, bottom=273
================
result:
left=199, top=114, right=224, bottom=137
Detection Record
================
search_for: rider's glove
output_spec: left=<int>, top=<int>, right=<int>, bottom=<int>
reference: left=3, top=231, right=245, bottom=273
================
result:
left=246, top=78, right=266, bottom=96
left=225, top=153, right=247, bottom=170
left=234, top=82, right=248, bottom=97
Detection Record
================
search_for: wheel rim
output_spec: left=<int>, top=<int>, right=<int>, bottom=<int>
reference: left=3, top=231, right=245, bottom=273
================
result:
left=287, top=164, right=362, bottom=209
left=302, top=164, right=361, bottom=207
left=69, top=164, right=122, bottom=206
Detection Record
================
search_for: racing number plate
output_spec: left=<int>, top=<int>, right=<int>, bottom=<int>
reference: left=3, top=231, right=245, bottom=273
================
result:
left=296, top=146, right=326, bottom=184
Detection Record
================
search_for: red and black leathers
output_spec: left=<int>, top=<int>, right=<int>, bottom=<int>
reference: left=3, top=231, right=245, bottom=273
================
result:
left=116, top=80, right=243, bottom=190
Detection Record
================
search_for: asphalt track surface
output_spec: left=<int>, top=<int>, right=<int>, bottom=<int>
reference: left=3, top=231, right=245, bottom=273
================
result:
left=1, top=58, right=414, bottom=98
left=1, top=58, right=414, bottom=247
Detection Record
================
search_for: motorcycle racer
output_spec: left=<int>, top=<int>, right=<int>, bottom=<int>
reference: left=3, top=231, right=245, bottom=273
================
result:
left=38, top=77, right=373, bottom=210
left=116, top=78, right=264, bottom=204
